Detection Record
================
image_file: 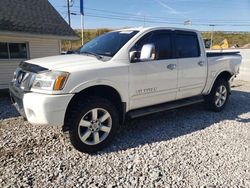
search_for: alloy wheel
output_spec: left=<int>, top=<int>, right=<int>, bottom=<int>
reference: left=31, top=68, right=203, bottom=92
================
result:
left=78, top=108, right=112, bottom=145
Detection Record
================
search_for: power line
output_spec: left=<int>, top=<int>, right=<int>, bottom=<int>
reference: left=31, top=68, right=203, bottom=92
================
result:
left=57, top=3, right=250, bottom=27
left=71, top=6, right=250, bottom=24
left=67, top=11, right=250, bottom=27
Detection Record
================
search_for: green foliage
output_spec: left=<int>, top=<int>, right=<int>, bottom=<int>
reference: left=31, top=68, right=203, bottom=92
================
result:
left=201, top=32, right=250, bottom=47
left=61, top=29, right=250, bottom=51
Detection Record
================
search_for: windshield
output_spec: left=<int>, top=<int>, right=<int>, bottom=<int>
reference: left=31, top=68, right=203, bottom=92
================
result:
left=79, top=30, right=139, bottom=58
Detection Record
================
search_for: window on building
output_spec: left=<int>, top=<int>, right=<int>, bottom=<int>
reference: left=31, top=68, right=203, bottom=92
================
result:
left=0, top=43, right=8, bottom=59
left=0, top=42, right=28, bottom=59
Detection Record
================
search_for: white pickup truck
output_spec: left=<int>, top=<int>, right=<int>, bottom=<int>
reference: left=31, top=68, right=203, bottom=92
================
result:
left=9, top=27, right=241, bottom=153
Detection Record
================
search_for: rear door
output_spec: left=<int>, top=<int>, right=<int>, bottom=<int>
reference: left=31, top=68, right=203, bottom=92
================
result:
left=174, top=30, right=207, bottom=99
left=129, top=30, right=178, bottom=110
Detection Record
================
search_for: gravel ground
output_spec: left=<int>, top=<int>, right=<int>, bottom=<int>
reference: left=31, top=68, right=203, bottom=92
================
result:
left=1, top=80, right=250, bottom=187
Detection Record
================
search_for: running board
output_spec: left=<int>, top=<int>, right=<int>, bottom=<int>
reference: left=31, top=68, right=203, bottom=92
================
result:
left=127, top=96, right=204, bottom=119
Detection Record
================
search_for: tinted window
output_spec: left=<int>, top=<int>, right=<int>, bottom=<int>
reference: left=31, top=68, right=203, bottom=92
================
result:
left=0, top=43, right=8, bottom=59
left=133, top=32, right=152, bottom=51
left=80, top=31, right=138, bottom=57
left=9, top=43, right=28, bottom=59
left=151, top=32, right=172, bottom=60
left=176, top=34, right=200, bottom=58
left=133, top=31, right=172, bottom=60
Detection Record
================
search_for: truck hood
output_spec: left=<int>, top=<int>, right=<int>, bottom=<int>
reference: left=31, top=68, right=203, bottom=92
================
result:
left=25, top=54, right=103, bottom=71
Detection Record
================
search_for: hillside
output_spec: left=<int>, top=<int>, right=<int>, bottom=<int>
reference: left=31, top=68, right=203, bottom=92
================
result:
left=62, top=29, right=250, bottom=51
left=202, top=32, right=250, bottom=48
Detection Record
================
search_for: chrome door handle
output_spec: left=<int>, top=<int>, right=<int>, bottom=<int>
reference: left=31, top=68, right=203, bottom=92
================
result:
left=198, top=61, right=204, bottom=66
left=167, top=64, right=176, bottom=70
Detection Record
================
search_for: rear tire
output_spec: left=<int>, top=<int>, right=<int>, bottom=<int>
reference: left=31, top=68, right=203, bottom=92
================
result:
left=67, top=97, right=119, bottom=153
left=204, top=79, right=230, bottom=112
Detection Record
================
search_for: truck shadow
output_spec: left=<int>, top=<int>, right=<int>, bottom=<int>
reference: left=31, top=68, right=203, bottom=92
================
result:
left=0, top=96, right=20, bottom=120
left=103, top=89, right=250, bottom=154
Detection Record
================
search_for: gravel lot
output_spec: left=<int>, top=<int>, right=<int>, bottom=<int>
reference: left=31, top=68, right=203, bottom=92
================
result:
left=1, top=80, right=250, bottom=187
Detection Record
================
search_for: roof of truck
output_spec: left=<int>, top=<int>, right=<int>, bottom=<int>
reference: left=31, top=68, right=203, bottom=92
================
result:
left=117, top=26, right=199, bottom=33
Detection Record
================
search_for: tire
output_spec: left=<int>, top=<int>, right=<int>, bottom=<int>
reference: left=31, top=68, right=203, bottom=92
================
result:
left=204, top=79, right=230, bottom=112
left=67, top=97, right=120, bottom=153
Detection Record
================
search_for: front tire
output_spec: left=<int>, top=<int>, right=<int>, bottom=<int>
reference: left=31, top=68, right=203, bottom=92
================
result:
left=204, top=79, right=230, bottom=112
left=67, top=97, right=119, bottom=153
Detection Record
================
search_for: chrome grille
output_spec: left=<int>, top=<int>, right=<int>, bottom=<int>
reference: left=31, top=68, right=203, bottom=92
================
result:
left=12, top=61, right=48, bottom=91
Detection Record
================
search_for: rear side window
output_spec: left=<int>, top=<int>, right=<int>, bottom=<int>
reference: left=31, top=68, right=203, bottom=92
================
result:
left=175, top=34, right=200, bottom=58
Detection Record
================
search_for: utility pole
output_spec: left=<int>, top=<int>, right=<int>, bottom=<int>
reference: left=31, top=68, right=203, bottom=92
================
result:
left=80, top=0, right=84, bottom=45
left=81, top=14, right=84, bottom=45
left=67, top=0, right=72, bottom=50
left=210, top=24, right=215, bottom=49
left=67, top=0, right=71, bottom=26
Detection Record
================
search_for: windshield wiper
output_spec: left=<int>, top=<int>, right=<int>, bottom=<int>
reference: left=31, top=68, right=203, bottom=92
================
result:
left=81, top=51, right=103, bottom=60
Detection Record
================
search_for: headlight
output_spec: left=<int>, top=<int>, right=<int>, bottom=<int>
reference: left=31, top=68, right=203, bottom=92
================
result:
left=32, top=71, right=70, bottom=91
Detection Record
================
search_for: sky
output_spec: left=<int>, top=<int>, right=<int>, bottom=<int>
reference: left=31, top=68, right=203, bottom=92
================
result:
left=49, top=0, right=250, bottom=32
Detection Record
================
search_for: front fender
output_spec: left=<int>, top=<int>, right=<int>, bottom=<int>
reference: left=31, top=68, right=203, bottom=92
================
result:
left=69, top=79, right=127, bottom=103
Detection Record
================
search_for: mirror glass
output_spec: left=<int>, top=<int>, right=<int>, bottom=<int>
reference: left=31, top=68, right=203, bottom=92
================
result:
left=140, top=44, right=155, bottom=61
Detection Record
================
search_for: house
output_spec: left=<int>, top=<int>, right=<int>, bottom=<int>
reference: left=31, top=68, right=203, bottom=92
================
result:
left=0, top=0, right=78, bottom=90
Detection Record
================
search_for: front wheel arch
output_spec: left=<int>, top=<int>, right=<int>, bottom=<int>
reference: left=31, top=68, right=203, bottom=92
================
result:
left=63, top=85, right=125, bottom=131
left=67, top=96, right=120, bottom=153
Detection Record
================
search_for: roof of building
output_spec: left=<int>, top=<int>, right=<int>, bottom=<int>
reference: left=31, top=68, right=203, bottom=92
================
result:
left=0, top=0, right=78, bottom=40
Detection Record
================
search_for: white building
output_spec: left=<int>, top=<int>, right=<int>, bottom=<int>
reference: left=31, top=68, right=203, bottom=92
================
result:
left=0, top=0, right=78, bottom=90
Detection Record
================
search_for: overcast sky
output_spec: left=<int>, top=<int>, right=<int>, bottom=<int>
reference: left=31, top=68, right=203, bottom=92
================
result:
left=49, top=0, right=250, bottom=32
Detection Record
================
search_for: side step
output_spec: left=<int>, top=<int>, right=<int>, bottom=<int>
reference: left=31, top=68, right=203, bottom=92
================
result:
left=127, top=96, right=204, bottom=119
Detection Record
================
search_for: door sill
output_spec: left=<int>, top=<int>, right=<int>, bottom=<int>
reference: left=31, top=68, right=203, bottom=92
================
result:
left=127, top=96, right=204, bottom=119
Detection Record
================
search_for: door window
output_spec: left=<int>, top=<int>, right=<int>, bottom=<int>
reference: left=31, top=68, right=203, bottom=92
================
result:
left=175, top=34, right=200, bottom=58
left=132, top=30, right=173, bottom=61
left=151, top=32, right=172, bottom=60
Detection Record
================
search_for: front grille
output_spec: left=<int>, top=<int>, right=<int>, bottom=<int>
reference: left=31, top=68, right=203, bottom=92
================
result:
left=12, top=62, right=48, bottom=91
left=16, top=70, right=26, bottom=84
left=13, top=69, right=33, bottom=91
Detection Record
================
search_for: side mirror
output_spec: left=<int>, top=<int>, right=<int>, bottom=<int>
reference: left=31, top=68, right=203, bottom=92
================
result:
left=140, top=44, right=155, bottom=61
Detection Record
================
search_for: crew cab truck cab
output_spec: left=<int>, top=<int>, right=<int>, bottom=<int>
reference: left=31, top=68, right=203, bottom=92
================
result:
left=9, top=27, right=242, bottom=153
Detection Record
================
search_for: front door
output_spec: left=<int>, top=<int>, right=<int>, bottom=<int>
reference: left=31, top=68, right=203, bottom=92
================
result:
left=129, top=30, right=178, bottom=110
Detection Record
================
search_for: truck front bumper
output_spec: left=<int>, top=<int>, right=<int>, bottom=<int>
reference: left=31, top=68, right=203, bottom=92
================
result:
left=9, top=84, right=74, bottom=127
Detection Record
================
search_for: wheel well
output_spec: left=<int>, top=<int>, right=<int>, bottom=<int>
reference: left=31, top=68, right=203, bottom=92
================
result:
left=64, top=85, right=125, bottom=131
left=208, top=71, right=233, bottom=94
left=216, top=71, right=233, bottom=82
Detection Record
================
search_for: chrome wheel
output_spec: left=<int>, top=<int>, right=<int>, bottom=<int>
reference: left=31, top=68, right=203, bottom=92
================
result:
left=78, top=108, right=112, bottom=145
left=215, top=85, right=227, bottom=107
